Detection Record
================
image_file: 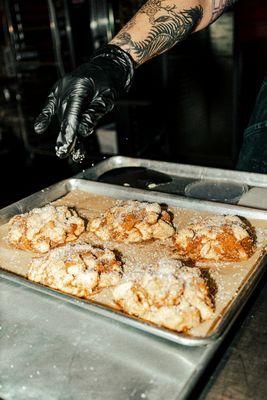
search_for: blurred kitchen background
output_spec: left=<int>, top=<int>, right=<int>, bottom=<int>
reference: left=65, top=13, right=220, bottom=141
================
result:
left=0, top=0, right=266, bottom=207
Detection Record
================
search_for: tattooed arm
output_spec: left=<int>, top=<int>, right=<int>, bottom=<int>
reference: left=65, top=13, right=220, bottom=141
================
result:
left=35, top=0, right=238, bottom=160
left=110, top=0, right=238, bottom=65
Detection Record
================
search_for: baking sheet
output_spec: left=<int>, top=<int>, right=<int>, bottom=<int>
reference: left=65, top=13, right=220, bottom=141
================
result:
left=0, top=179, right=266, bottom=345
left=79, top=156, right=267, bottom=188
left=79, top=156, right=267, bottom=210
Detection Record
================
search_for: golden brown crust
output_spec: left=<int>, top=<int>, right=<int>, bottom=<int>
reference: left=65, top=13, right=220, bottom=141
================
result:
left=89, top=200, right=175, bottom=243
left=113, top=260, right=214, bottom=332
left=28, top=243, right=122, bottom=298
left=8, top=205, right=85, bottom=253
left=173, top=215, right=255, bottom=262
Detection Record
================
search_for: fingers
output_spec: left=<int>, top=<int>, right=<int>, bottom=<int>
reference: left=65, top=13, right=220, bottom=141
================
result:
left=70, top=139, right=86, bottom=163
left=78, top=91, right=115, bottom=137
left=55, top=95, right=83, bottom=158
left=43, top=78, right=115, bottom=158
left=34, top=91, right=57, bottom=134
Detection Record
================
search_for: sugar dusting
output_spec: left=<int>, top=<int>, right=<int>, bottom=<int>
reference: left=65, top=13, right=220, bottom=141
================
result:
left=8, top=204, right=85, bottom=253
left=1, top=189, right=266, bottom=337
left=88, top=200, right=175, bottom=243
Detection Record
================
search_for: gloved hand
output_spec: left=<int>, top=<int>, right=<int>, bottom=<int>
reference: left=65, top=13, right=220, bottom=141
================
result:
left=34, top=44, right=135, bottom=162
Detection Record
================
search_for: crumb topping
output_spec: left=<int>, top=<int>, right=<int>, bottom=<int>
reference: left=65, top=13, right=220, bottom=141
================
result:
left=89, top=200, right=175, bottom=243
left=28, top=243, right=122, bottom=298
left=173, top=215, right=255, bottom=262
left=8, top=205, right=85, bottom=253
left=113, top=259, right=214, bottom=332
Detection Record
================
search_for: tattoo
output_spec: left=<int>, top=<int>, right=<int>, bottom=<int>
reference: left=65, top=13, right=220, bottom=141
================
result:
left=211, top=0, right=238, bottom=22
left=113, top=2, right=203, bottom=65
left=139, top=0, right=165, bottom=23
left=117, top=1, right=162, bottom=33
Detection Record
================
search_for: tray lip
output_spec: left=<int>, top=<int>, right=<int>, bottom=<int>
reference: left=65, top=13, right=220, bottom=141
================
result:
left=0, top=177, right=266, bottom=347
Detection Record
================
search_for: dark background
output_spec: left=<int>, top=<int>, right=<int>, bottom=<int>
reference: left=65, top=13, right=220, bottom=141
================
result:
left=0, top=0, right=266, bottom=207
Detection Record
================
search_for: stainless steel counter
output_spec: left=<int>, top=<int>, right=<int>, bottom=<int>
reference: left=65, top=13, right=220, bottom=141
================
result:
left=0, top=277, right=220, bottom=400
left=1, top=272, right=266, bottom=400
left=199, top=275, right=267, bottom=400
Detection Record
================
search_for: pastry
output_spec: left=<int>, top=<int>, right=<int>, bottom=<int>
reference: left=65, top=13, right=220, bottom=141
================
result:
left=113, top=259, right=214, bottom=332
left=28, top=243, right=122, bottom=298
left=173, top=215, right=255, bottom=262
left=89, top=200, right=175, bottom=243
left=8, top=205, right=85, bottom=253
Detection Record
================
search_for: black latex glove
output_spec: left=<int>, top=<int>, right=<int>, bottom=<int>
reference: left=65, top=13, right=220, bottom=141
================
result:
left=34, top=44, right=135, bottom=162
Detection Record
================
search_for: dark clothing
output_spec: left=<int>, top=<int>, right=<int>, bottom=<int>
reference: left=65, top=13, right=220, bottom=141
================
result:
left=237, top=76, right=267, bottom=174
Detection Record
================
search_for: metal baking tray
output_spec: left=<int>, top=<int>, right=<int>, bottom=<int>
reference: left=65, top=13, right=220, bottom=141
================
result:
left=0, top=178, right=266, bottom=347
left=77, top=156, right=267, bottom=208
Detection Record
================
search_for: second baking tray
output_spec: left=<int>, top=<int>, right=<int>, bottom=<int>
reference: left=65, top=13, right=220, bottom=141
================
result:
left=0, top=178, right=266, bottom=346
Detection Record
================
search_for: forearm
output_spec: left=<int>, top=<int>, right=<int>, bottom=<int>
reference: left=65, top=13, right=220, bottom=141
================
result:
left=110, top=0, right=237, bottom=65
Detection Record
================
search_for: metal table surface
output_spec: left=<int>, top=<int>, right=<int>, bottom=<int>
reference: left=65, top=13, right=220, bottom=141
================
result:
left=196, top=274, right=267, bottom=400
left=0, top=277, right=220, bottom=400
left=0, top=273, right=266, bottom=400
